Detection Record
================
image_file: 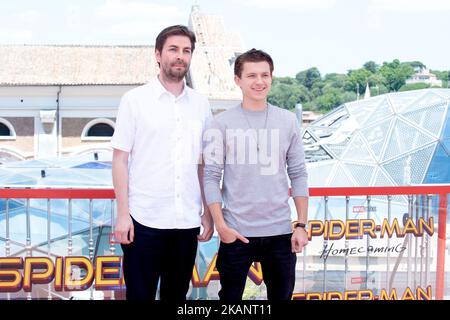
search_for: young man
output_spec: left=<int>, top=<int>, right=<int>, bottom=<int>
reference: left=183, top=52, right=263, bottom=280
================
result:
left=111, top=25, right=214, bottom=301
left=203, top=49, right=309, bottom=301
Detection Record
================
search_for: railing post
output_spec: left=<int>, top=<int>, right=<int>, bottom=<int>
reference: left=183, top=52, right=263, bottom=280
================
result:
left=413, top=195, right=419, bottom=290
left=5, top=198, right=11, bottom=301
left=419, top=195, right=425, bottom=288
left=386, top=195, right=392, bottom=292
left=436, top=194, right=448, bottom=300
left=407, top=195, right=413, bottom=289
left=47, top=198, right=52, bottom=300
left=344, top=196, right=349, bottom=292
left=26, top=198, right=31, bottom=257
left=89, top=199, right=94, bottom=261
left=425, top=195, right=432, bottom=286
left=26, top=198, right=32, bottom=300
left=110, top=199, right=116, bottom=301
left=89, top=199, right=94, bottom=300
left=5, top=198, right=10, bottom=257
left=110, top=200, right=115, bottom=256
left=47, top=199, right=51, bottom=256
left=323, top=196, right=328, bottom=293
left=68, top=199, right=73, bottom=256
left=365, top=195, right=371, bottom=290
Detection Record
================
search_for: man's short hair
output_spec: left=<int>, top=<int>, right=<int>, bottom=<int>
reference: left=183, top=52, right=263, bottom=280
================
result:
left=155, top=25, right=196, bottom=53
left=234, top=48, right=274, bottom=78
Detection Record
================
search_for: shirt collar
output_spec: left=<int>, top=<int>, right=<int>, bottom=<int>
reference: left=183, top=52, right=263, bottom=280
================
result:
left=153, top=75, right=190, bottom=102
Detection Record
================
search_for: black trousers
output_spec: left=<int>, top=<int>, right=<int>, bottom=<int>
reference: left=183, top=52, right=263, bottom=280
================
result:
left=216, top=233, right=296, bottom=301
left=121, top=217, right=200, bottom=301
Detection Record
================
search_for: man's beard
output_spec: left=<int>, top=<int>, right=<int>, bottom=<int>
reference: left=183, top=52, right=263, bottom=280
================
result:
left=161, top=61, right=189, bottom=82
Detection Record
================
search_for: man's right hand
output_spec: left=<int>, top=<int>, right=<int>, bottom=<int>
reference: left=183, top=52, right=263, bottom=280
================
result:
left=114, top=214, right=134, bottom=244
left=218, top=225, right=249, bottom=244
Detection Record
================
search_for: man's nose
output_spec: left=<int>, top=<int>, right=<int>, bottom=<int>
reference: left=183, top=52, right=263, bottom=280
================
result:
left=175, top=49, right=184, bottom=60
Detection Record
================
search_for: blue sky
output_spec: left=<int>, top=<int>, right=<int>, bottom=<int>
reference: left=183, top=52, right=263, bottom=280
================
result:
left=1, top=0, right=449, bottom=77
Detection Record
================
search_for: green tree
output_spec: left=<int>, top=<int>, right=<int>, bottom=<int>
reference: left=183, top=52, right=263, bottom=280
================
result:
left=311, top=88, right=344, bottom=111
left=273, top=76, right=297, bottom=85
left=295, top=67, right=321, bottom=90
left=367, top=73, right=386, bottom=96
left=346, top=68, right=372, bottom=94
left=363, top=61, right=379, bottom=73
left=323, top=73, right=348, bottom=90
left=431, top=70, right=449, bottom=81
left=404, top=61, right=426, bottom=70
left=379, top=59, right=414, bottom=92
left=268, top=83, right=311, bottom=109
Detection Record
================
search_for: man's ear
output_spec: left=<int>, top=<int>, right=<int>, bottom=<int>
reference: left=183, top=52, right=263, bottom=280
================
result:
left=155, top=49, right=161, bottom=65
left=234, top=75, right=241, bottom=86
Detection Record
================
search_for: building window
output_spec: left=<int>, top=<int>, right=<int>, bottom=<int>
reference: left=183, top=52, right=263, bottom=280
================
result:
left=0, top=123, right=10, bottom=136
left=87, top=123, right=114, bottom=137
left=81, top=118, right=115, bottom=141
left=0, top=118, right=16, bottom=140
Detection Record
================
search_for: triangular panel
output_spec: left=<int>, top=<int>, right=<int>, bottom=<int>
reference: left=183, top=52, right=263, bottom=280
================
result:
left=395, top=90, right=447, bottom=114
left=362, top=97, right=393, bottom=125
left=344, top=162, right=376, bottom=186
left=383, top=144, right=437, bottom=185
left=307, top=161, right=337, bottom=187
left=360, top=118, right=393, bottom=162
left=341, top=133, right=376, bottom=163
left=329, top=163, right=356, bottom=187
left=383, top=119, right=437, bottom=162
left=403, top=103, right=447, bottom=137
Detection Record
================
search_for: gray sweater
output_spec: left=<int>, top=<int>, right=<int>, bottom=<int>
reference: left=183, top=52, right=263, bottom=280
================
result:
left=202, top=104, right=308, bottom=237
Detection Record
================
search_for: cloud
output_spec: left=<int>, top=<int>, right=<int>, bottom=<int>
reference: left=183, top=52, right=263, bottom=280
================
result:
left=369, top=0, right=450, bottom=12
left=13, top=10, right=40, bottom=24
left=105, top=20, right=169, bottom=38
left=66, top=5, right=82, bottom=32
left=240, top=0, right=337, bottom=11
left=93, top=0, right=186, bottom=40
left=96, top=0, right=184, bottom=20
left=368, top=0, right=450, bottom=29
left=0, top=28, right=33, bottom=41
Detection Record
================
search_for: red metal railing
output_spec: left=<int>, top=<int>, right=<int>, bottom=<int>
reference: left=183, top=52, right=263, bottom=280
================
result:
left=1, top=185, right=449, bottom=299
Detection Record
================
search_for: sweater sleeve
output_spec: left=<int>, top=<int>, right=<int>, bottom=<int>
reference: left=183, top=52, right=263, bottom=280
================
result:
left=202, top=117, right=226, bottom=205
left=286, top=115, right=309, bottom=197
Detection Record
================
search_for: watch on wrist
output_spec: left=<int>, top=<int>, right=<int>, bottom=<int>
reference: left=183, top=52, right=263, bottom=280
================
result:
left=293, top=222, right=306, bottom=230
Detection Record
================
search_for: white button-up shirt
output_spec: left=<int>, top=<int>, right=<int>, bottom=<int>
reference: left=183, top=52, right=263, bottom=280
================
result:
left=111, top=77, right=212, bottom=229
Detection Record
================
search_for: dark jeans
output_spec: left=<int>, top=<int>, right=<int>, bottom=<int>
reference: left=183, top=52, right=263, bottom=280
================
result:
left=216, top=233, right=296, bottom=301
left=121, top=217, right=200, bottom=301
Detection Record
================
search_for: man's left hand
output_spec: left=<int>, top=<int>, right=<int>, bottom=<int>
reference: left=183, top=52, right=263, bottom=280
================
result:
left=291, top=228, right=308, bottom=253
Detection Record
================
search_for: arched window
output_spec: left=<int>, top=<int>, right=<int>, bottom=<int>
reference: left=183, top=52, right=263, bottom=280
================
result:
left=0, top=118, right=16, bottom=140
left=81, top=118, right=115, bottom=141
left=87, top=123, right=114, bottom=137
left=0, top=123, right=10, bottom=136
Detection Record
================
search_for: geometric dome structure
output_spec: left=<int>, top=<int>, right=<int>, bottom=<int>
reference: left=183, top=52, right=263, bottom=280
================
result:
left=298, top=89, right=449, bottom=297
left=303, top=89, right=450, bottom=187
